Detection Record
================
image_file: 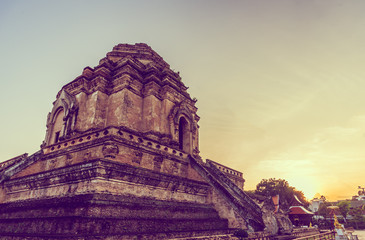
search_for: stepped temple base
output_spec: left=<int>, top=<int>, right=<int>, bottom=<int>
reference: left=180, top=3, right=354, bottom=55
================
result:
left=0, top=193, right=231, bottom=239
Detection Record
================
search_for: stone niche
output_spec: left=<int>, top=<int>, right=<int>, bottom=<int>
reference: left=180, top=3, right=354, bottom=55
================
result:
left=0, top=43, right=264, bottom=239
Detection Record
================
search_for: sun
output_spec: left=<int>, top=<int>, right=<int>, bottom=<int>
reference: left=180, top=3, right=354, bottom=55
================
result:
left=288, top=177, right=318, bottom=201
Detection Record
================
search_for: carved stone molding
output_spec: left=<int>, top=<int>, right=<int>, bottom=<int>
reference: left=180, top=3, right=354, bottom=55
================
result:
left=153, top=155, right=163, bottom=172
left=132, top=150, right=143, bottom=164
left=4, top=159, right=210, bottom=196
left=102, top=143, right=119, bottom=159
left=44, top=89, right=79, bottom=146
left=168, top=101, right=199, bottom=138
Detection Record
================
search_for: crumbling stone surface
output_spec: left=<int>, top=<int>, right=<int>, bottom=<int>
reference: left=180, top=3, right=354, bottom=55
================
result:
left=262, top=210, right=279, bottom=235
left=0, top=43, right=265, bottom=239
left=247, top=193, right=293, bottom=236
left=276, top=213, right=293, bottom=235
left=190, top=156, right=264, bottom=231
left=42, top=43, right=200, bottom=158
left=4, top=159, right=210, bottom=203
left=0, top=193, right=231, bottom=238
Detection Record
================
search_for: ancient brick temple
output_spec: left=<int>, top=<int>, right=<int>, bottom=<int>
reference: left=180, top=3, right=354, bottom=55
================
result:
left=0, top=43, right=264, bottom=239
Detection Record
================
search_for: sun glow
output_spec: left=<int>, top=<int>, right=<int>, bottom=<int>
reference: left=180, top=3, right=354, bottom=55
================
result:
left=288, top=177, right=318, bottom=201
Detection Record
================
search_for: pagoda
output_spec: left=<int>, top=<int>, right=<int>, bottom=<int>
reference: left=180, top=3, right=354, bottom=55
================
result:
left=0, top=43, right=264, bottom=239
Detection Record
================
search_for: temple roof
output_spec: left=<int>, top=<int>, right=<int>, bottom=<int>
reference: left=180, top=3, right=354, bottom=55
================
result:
left=289, top=206, right=314, bottom=215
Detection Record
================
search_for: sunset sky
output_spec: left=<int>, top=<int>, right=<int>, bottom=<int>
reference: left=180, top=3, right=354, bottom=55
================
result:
left=1, top=0, right=365, bottom=201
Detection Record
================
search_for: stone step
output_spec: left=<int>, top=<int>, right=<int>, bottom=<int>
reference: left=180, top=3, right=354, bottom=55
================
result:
left=0, top=230, right=237, bottom=240
left=170, top=234, right=237, bottom=240
left=0, top=217, right=229, bottom=235
left=0, top=193, right=229, bottom=238
left=0, top=193, right=221, bottom=220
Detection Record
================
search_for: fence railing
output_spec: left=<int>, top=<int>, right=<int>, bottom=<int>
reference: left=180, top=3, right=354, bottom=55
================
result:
left=292, top=228, right=320, bottom=238
left=294, top=231, right=336, bottom=240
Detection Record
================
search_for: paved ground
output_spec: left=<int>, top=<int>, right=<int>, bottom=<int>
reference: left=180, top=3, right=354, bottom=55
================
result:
left=354, top=230, right=365, bottom=240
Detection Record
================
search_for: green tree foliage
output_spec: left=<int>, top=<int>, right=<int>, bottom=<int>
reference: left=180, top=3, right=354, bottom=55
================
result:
left=337, top=201, right=351, bottom=220
left=255, top=178, right=309, bottom=209
left=350, top=207, right=363, bottom=221
left=348, top=206, right=365, bottom=229
left=318, top=201, right=331, bottom=218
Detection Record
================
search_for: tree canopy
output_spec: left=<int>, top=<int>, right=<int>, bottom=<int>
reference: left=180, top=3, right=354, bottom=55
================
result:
left=255, top=178, right=309, bottom=209
left=337, top=201, right=351, bottom=220
left=317, top=201, right=331, bottom=217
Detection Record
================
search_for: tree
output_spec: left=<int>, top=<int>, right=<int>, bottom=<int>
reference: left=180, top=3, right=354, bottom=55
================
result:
left=337, top=201, right=351, bottom=221
left=318, top=201, right=330, bottom=218
left=349, top=206, right=364, bottom=229
left=255, top=178, right=309, bottom=209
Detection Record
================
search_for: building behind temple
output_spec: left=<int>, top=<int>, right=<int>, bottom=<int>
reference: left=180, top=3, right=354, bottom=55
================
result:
left=0, top=43, right=263, bottom=239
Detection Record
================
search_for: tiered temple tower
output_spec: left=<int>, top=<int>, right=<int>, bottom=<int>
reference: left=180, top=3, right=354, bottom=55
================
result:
left=38, top=43, right=202, bottom=185
left=0, top=43, right=264, bottom=239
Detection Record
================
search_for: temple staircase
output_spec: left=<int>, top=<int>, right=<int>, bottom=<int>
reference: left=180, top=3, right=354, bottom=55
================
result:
left=189, top=155, right=265, bottom=231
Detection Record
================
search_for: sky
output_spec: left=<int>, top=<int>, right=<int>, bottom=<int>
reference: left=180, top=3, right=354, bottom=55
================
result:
left=1, top=0, right=365, bottom=201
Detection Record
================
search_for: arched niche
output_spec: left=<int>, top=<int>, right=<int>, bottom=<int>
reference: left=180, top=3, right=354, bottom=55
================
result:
left=178, top=116, right=191, bottom=153
left=43, top=90, right=78, bottom=146
left=168, top=101, right=199, bottom=155
left=50, top=108, right=65, bottom=144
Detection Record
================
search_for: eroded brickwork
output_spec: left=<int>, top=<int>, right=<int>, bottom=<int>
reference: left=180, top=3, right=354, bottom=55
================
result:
left=43, top=43, right=200, bottom=157
left=0, top=43, right=264, bottom=239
